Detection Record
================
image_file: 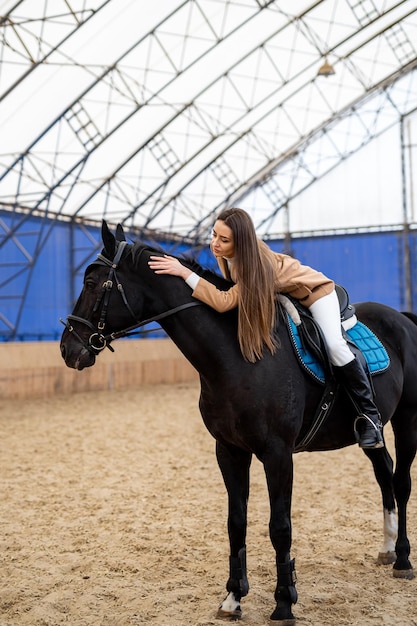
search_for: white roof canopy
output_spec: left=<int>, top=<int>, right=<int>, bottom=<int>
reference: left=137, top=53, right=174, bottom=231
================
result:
left=1, top=0, right=417, bottom=243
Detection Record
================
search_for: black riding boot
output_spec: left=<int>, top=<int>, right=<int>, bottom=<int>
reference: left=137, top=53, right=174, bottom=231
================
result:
left=335, top=358, right=384, bottom=449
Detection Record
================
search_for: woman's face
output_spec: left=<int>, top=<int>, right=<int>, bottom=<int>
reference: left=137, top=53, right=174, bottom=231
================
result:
left=211, top=219, right=235, bottom=259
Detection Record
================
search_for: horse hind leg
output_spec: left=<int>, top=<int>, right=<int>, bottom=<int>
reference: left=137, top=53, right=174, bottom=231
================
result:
left=363, top=447, right=397, bottom=565
left=378, top=509, right=397, bottom=565
left=391, top=421, right=416, bottom=579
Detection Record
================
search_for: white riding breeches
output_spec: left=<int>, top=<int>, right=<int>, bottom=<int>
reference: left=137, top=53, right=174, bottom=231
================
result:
left=308, top=290, right=354, bottom=367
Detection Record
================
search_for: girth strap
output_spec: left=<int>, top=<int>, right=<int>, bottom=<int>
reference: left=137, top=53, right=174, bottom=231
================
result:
left=294, top=381, right=338, bottom=452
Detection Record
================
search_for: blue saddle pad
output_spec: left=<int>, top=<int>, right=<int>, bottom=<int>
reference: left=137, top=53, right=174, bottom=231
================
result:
left=286, top=314, right=390, bottom=384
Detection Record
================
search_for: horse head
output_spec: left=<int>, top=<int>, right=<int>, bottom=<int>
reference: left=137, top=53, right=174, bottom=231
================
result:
left=60, top=221, right=148, bottom=370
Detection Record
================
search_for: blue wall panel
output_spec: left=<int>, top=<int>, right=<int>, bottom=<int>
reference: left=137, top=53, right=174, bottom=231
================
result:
left=1, top=212, right=415, bottom=341
left=268, top=231, right=405, bottom=310
left=19, top=221, right=70, bottom=340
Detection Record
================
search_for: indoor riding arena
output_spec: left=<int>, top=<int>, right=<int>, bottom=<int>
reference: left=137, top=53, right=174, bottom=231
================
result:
left=2, top=2, right=417, bottom=625
left=1, top=344, right=417, bottom=625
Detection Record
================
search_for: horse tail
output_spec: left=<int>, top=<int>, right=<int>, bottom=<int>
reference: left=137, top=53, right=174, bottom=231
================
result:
left=401, top=311, right=417, bottom=326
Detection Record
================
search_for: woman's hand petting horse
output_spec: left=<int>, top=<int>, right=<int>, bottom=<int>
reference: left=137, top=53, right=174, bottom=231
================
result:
left=148, top=255, right=191, bottom=280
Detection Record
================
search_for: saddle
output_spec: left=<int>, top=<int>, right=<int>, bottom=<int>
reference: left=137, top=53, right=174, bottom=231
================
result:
left=279, top=285, right=389, bottom=384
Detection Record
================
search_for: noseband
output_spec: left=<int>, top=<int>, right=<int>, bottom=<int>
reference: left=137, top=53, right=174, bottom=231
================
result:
left=60, top=241, right=201, bottom=354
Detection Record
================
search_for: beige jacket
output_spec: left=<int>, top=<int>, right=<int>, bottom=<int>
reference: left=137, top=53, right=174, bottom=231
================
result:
left=192, top=251, right=334, bottom=312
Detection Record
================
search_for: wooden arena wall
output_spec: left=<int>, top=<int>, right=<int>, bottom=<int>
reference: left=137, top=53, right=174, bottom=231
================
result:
left=0, top=339, right=198, bottom=400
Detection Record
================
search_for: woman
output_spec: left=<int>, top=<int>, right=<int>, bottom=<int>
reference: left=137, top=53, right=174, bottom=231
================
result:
left=148, top=208, right=383, bottom=449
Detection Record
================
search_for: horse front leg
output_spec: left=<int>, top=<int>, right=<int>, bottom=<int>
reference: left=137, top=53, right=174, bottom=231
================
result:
left=215, top=440, right=252, bottom=620
left=263, top=442, right=297, bottom=624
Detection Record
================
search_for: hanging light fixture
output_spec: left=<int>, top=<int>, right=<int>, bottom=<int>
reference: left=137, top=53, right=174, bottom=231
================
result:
left=317, top=57, right=335, bottom=77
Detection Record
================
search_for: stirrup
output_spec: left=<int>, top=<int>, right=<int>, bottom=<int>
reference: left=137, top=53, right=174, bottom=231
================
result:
left=354, top=414, right=384, bottom=449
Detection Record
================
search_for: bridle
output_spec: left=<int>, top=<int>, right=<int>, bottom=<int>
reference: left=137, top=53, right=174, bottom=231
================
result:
left=60, top=241, right=201, bottom=355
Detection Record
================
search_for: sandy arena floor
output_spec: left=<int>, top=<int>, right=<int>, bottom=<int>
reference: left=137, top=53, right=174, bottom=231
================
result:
left=1, top=381, right=416, bottom=625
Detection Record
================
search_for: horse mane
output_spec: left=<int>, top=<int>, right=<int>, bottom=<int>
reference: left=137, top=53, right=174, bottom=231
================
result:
left=131, top=241, right=232, bottom=291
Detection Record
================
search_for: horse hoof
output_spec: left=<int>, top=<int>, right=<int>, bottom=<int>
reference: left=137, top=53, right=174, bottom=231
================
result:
left=270, top=607, right=296, bottom=624
left=377, top=551, right=396, bottom=565
left=217, top=607, right=242, bottom=621
left=217, top=591, right=242, bottom=620
left=393, top=567, right=414, bottom=580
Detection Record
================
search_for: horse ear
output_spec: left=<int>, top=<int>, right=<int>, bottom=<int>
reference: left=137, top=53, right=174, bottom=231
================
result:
left=101, top=220, right=116, bottom=258
left=116, top=223, right=126, bottom=242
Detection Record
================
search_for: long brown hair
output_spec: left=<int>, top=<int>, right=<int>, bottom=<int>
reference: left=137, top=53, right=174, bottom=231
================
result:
left=216, top=208, right=278, bottom=362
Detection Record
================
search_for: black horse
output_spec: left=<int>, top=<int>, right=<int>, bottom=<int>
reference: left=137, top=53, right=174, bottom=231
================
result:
left=60, top=222, right=417, bottom=624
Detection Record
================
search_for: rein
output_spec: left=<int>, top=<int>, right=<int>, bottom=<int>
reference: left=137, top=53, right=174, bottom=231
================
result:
left=103, top=300, right=202, bottom=343
left=60, top=241, right=202, bottom=354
